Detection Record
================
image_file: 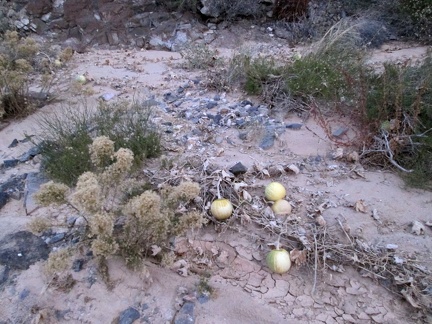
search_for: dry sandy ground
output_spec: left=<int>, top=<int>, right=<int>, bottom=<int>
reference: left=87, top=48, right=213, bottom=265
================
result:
left=0, top=39, right=432, bottom=324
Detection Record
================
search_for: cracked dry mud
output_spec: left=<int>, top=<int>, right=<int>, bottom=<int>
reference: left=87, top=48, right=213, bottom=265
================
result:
left=0, top=40, right=432, bottom=324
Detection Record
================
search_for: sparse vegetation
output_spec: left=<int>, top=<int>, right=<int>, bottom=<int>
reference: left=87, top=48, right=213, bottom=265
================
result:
left=37, top=100, right=161, bottom=186
left=0, top=31, right=40, bottom=118
left=199, top=19, right=432, bottom=188
left=0, top=31, right=73, bottom=119
left=180, top=43, right=221, bottom=70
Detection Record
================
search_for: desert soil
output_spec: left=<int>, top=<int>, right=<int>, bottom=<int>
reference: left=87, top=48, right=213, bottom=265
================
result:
left=0, top=33, right=431, bottom=324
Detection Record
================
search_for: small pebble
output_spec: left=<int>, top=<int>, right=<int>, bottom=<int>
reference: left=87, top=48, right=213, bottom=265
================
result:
left=286, top=123, right=303, bottom=130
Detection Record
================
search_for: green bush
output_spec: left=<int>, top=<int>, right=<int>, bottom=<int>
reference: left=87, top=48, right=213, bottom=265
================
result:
left=402, top=136, right=432, bottom=190
left=364, top=53, right=432, bottom=187
left=37, top=100, right=161, bottom=186
left=399, top=0, right=432, bottom=42
left=243, top=56, right=284, bottom=95
left=286, top=57, right=347, bottom=100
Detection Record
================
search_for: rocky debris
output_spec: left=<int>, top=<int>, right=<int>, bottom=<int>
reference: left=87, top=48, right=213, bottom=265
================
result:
left=199, top=0, right=269, bottom=19
left=45, top=232, right=66, bottom=244
left=0, top=231, right=50, bottom=270
left=1, top=141, right=41, bottom=170
left=0, top=174, right=27, bottom=209
left=1, top=0, right=298, bottom=50
left=160, top=85, right=289, bottom=151
left=26, top=0, right=52, bottom=17
left=174, top=302, right=195, bottom=324
left=332, top=126, right=349, bottom=138
left=18, top=145, right=41, bottom=163
left=0, top=192, right=7, bottom=209
left=72, top=259, right=84, bottom=272
left=117, top=307, right=140, bottom=324
left=259, top=129, right=276, bottom=150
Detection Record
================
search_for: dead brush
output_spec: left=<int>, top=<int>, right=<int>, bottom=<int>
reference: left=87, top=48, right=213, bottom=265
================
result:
left=125, top=151, right=432, bottom=314
left=251, top=207, right=432, bottom=314
left=0, top=31, right=65, bottom=119
left=180, top=43, right=222, bottom=70
left=358, top=53, right=432, bottom=186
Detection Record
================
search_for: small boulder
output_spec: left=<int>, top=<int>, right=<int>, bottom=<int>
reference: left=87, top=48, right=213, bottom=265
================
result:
left=229, top=162, right=247, bottom=176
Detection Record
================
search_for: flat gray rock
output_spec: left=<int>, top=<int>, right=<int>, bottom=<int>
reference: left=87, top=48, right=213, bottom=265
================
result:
left=118, top=307, right=140, bottom=324
left=0, top=231, right=50, bottom=270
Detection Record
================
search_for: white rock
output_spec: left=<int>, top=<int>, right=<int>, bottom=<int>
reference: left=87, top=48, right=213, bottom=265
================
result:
left=41, top=13, right=51, bottom=22
left=385, top=244, right=398, bottom=250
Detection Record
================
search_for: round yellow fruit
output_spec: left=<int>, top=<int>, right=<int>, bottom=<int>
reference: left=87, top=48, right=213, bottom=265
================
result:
left=266, top=248, right=291, bottom=274
left=265, top=182, right=286, bottom=201
left=271, top=199, right=292, bottom=215
left=211, top=198, right=233, bottom=220
left=75, top=75, right=86, bottom=84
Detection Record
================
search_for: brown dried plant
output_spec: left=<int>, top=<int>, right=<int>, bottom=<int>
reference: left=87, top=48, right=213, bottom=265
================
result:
left=35, top=136, right=206, bottom=274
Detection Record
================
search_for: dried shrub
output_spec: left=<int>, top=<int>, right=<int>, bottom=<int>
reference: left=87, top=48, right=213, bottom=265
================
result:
left=361, top=53, right=432, bottom=186
left=161, top=0, right=199, bottom=12
left=44, top=248, right=72, bottom=277
left=27, top=217, right=52, bottom=235
left=35, top=137, right=206, bottom=275
left=71, top=172, right=102, bottom=213
left=165, top=181, right=201, bottom=206
left=180, top=43, right=221, bottom=70
left=0, top=31, right=64, bottom=119
left=89, top=135, right=115, bottom=168
left=34, top=181, right=70, bottom=206
left=273, top=0, right=310, bottom=21
left=205, top=52, right=251, bottom=92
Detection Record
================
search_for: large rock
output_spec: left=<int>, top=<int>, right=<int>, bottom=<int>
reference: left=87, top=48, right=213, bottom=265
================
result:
left=117, top=307, right=140, bottom=324
left=130, top=0, right=158, bottom=14
left=0, top=231, right=50, bottom=270
left=26, top=0, right=53, bottom=17
left=0, top=174, right=27, bottom=210
left=200, top=0, right=224, bottom=18
left=199, top=0, right=264, bottom=19
left=63, top=0, right=88, bottom=23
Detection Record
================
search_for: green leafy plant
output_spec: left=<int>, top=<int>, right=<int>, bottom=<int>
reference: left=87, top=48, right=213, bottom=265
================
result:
left=398, top=0, right=432, bottom=43
left=243, top=56, right=285, bottom=95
